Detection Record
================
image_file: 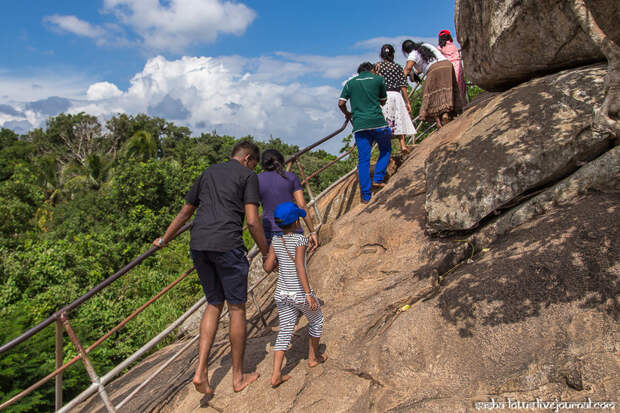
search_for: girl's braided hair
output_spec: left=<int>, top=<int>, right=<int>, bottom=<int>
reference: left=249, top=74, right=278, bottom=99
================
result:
left=261, top=149, right=287, bottom=180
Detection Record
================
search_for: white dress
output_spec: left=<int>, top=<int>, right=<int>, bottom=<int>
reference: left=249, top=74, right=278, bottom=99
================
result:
left=383, top=91, right=417, bottom=136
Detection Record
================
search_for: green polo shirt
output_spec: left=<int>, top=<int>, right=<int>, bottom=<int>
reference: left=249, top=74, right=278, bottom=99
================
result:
left=339, top=71, right=388, bottom=133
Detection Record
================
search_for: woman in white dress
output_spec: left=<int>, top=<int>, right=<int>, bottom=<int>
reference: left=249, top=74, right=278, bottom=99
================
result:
left=375, top=44, right=416, bottom=154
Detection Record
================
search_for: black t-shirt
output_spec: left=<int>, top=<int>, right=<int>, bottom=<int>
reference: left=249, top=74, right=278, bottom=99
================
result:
left=185, top=159, right=260, bottom=252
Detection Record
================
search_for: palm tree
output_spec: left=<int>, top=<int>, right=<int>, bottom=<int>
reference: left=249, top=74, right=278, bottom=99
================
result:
left=60, top=154, right=113, bottom=197
left=122, top=130, right=158, bottom=161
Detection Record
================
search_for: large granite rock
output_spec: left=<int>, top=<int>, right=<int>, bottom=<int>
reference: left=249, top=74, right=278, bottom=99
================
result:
left=455, top=0, right=620, bottom=91
left=424, top=64, right=614, bottom=235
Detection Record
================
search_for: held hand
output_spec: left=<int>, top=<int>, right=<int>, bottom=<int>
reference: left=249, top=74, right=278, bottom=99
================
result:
left=344, top=111, right=352, bottom=121
left=153, top=237, right=166, bottom=248
left=306, top=294, right=318, bottom=311
left=308, top=233, right=319, bottom=253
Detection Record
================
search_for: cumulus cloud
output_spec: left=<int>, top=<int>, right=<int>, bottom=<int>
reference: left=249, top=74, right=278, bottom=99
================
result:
left=0, top=72, right=92, bottom=102
left=1, top=120, right=32, bottom=135
left=147, top=95, right=190, bottom=120
left=354, top=35, right=438, bottom=51
left=353, top=36, right=460, bottom=53
left=102, top=0, right=256, bottom=52
left=44, top=14, right=106, bottom=39
left=25, top=97, right=72, bottom=116
left=0, top=104, right=23, bottom=117
left=63, top=55, right=344, bottom=149
left=87, top=81, right=123, bottom=100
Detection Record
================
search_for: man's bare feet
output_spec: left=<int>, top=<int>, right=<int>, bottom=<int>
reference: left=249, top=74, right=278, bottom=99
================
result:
left=271, top=374, right=291, bottom=388
left=308, top=353, right=328, bottom=368
left=192, top=376, right=214, bottom=395
left=233, top=372, right=260, bottom=393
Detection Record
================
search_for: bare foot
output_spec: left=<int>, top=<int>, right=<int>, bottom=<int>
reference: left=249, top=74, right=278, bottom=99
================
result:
left=308, top=353, right=328, bottom=368
left=192, top=376, right=214, bottom=395
left=233, top=372, right=260, bottom=393
left=401, top=147, right=410, bottom=155
left=271, top=374, right=291, bottom=388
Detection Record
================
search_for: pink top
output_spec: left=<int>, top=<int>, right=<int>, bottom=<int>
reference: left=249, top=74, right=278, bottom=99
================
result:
left=438, top=40, right=466, bottom=101
left=438, top=41, right=460, bottom=63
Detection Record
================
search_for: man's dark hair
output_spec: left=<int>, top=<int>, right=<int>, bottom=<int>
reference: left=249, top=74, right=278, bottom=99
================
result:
left=231, top=140, right=260, bottom=161
left=357, top=62, right=375, bottom=74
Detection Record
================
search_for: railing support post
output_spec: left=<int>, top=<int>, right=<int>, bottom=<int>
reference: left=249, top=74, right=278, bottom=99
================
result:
left=60, top=314, right=116, bottom=413
left=249, top=291, right=267, bottom=328
left=54, top=319, right=63, bottom=412
left=295, top=159, right=323, bottom=226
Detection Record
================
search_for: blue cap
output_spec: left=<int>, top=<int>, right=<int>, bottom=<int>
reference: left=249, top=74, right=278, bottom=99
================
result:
left=274, top=202, right=306, bottom=227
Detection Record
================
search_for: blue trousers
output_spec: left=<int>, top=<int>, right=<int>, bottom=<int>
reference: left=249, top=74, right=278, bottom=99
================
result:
left=355, top=127, right=392, bottom=201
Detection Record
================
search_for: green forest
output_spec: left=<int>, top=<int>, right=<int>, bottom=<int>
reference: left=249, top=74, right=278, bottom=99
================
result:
left=0, top=83, right=483, bottom=412
left=0, top=111, right=356, bottom=412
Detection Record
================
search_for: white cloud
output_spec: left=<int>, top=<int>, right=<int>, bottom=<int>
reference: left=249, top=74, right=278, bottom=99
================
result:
left=354, top=35, right=438, bottom=51
left=69, top=55, right=344, bottom=149
left=354, top=35, right=460, bottom=52
left=87, top=81, right=123, bottom=100
left=43, top=14, right=106, bottom=39
left=3, top=34, right=443, bottom=151
left=102, top=0, right=256, bottom=52
left=0, top=73, right=91, bottom=102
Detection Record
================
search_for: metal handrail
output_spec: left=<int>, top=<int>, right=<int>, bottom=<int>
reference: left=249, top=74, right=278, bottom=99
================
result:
left=0, top=120, right=356, bottom=412
left=0, top=222, right=192, bottom=355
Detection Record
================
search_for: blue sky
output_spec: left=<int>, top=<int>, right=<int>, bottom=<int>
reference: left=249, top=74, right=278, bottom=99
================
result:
left=0, top=0, right=456, bottom=151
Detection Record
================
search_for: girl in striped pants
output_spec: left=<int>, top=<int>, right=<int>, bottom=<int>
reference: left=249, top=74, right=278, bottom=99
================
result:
left=263, top=202, right=327, bottom=388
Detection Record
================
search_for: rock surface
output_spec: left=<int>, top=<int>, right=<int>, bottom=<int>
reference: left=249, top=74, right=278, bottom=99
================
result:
left=455, top=0, right=620, bottom=91
left=424, top=64, right=614, bottom=235
left=72, top=65, right=619, bottom=413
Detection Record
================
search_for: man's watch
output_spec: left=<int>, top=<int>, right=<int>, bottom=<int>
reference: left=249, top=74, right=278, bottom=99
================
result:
left=157, top=238, right=164, bottom=247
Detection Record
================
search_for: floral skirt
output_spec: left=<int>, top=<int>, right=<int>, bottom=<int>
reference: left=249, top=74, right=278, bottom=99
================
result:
left=382, top=91, right=416, bottom=136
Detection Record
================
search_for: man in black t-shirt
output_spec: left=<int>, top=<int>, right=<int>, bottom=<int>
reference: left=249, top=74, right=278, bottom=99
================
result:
left=153, top=141, right=268, bottom=395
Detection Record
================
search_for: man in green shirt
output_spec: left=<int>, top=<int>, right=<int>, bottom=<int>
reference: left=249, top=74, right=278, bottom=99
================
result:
left=338, top=62, right=392, bottom=203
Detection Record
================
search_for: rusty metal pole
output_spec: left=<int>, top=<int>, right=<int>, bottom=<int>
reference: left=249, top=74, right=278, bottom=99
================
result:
left=54, top=319, right=63, bottom=411
left=248, top=291, right=267, bottom=328
left=295, top=158, right=323, bottom=226
left=60, top=314, right=116, bottom=413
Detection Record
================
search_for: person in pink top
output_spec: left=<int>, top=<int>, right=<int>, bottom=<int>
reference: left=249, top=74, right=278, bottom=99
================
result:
left=437, top=29, right=466, bottom=104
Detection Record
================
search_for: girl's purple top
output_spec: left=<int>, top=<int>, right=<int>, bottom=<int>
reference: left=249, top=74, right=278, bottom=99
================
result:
left=258, top=170, right=303, bottom=232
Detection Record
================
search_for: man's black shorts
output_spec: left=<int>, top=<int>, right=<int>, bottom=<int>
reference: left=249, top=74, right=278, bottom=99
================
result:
left=190, top=247, right=249, bottom=305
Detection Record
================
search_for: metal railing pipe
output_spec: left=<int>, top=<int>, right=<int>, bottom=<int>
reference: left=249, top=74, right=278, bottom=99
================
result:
left=0, top=222, right=192, bottom=354
left=100, top=297, right=206, bottom=385
left=300, top=145, right=356, bottom=186
left=55, top=320, right=63, bottom=411
left=285, top=120, right=349, bottom=163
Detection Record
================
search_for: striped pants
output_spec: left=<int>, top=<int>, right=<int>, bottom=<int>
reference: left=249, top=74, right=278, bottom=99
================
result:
left=274, top=291, right=323, bottom=351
